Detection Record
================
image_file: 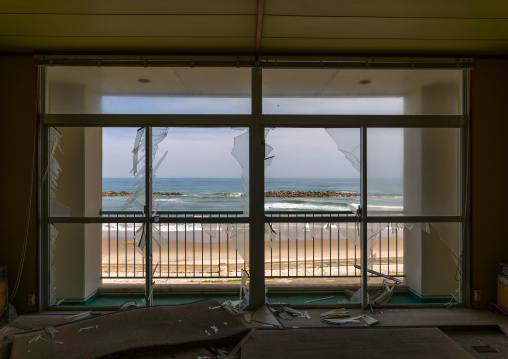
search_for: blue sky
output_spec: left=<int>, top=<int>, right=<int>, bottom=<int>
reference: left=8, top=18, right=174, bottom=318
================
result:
left=102, top=126, right=403, bottom=179
left=101, top=96, right=404, bottom=178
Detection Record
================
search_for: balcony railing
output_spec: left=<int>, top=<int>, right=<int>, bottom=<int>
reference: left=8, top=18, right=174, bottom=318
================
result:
left=100, top=211, right=404, bottom=280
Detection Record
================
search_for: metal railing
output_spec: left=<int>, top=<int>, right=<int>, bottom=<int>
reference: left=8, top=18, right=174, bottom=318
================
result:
left=100, top=211, right=404, bottom=280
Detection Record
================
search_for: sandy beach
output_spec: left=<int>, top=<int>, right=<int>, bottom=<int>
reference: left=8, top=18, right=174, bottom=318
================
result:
left=102, top=228, right=404, bottom=279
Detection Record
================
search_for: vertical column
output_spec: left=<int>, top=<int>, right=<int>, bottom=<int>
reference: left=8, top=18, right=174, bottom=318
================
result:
left=249, top=66, right=265, bottom=309
left=145, top=126, right=153, bottom=306
left=360, top=127, right=368, bottom=308
left=50, top=81, right=102, bottom=303
left=403, top=81, right=461, bottom=299
left=461, top=70, right=470, bottom=307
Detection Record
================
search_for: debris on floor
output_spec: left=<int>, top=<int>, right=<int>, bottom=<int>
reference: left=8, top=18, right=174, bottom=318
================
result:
left=269, top=306, right=312, bottom=321
left=303, top=296, right=335, bottom=303
left=321, top=315, right=363, bottom=325
left=28, top=335, right=41, bottom=344
left=64, top=311, right=92, bottom=322
left=373, top=280, right=397, bottom=306
left=44, top=326, right=57, bottom=339
left=221, top=299, right=244, bottom=316
left=78, top=326, right=94, bottom=332
left=321, top=308, right=349, bottom=319
left=361, top=314, right=379, bottom=326
left=251, top=305, right=283, bottom=328
left=119, top=299, right=146, bottom=311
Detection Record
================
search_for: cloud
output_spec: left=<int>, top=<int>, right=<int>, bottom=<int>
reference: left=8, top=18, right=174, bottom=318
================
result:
left=265, top=128, right=360, bottom=178
left=103, top=127, right=404, bottom=179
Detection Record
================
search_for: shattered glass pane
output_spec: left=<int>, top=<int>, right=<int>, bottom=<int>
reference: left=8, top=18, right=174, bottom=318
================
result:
left=49, top=224, right=59, bottom=306
left=123, top=127, right=168, bottom=213
left=325, top=128, right=361, bottom=173
left=228, top=223, right=250, bottom=265
left=48, top=127, right=71, bottom=217
left=232, top=127, right=272, bottom=217
left=202, top=223, right=220, bottom=241
left=274, top=223, right=304, bottom=242
left=231, top=129, right=249, bottom=216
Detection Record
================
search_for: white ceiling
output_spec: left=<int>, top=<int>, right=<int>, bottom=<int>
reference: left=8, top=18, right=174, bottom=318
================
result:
left=2, top=0, right=508, bottom=55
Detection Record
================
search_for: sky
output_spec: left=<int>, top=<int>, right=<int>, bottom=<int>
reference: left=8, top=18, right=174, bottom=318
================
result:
left=102, top=126, right=403, bottom=179
left=101, top=96, right=404, bottom=178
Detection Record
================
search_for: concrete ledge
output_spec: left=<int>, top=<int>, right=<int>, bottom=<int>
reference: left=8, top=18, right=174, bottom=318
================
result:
left=99, top=282, right=408, bottom=294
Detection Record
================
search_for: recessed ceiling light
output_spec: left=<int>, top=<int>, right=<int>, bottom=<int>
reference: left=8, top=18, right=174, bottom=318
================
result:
left=138, top=78, right=150, bottom=83
left=359, top=80, right=371, bottom=85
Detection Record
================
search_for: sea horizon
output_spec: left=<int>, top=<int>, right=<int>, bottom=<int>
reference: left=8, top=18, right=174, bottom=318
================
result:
left=102, top=177, right=402, bottom=213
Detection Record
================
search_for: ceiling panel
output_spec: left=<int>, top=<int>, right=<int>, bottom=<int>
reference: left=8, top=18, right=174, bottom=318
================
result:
left=261, top=38, right=508, bottom=56
left=0, top=0, right=257, bottom=15
left=0, top=0, right=507, bottom=55
left=263, top=17, right=508, bottom=40
left=266, top=0, right=508, bottom=18
left=0, top=36, right=253, bottom=53
left=47, top=67, right=252, bottom=95
left=0, top=14, right=256, bottom=37
left=262, top=68, right=461, bottom=95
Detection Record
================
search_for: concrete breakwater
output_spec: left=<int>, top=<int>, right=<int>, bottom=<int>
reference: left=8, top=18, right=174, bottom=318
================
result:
left=102, top=191, right=183, bottom=196
left=264, top=190, right=359, bottom=198
left=103, top=190, right=359, bottom=197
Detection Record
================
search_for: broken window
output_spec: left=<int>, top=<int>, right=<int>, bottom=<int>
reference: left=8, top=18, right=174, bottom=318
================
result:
left=43, top=64, right=467, bottom=309
left=264, top=128, right=360, bottom=280
left=47, top=127, right=70, bottom=217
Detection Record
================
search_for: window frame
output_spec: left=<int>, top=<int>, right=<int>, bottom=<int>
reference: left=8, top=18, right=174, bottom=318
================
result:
left=39, top=61, right=470, bottom=310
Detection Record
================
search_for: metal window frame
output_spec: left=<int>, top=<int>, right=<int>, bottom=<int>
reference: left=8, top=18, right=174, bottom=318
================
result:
left=39, top=62, right=470, bottom=310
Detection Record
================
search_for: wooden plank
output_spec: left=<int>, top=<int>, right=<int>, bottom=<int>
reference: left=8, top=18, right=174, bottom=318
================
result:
left=0, top=0, right=258, bottom=15
left=0, top=14, right=256, bottom=37
left=261, top=38, right=508, bottom=56
left=263, top=17, right=508, bottom=40
left=266, top=0, right=508, bottom=19
left=0, top=36, right=254, bottom=53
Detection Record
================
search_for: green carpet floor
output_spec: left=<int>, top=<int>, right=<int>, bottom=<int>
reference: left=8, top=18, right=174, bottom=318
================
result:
left=64, top=291, right=424, bottom=306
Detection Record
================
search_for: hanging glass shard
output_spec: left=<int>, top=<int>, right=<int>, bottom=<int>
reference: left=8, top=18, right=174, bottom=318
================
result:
left=48, top=127, right=71, bottom=217
left=229, top=223, right=250, bottom=265
left=203, top=223, right=220, bottom=241
left=49, top=224, right=59, bottom=306
left=124, top=127, right=169, bottom=273
left=231, top=129, right=250, bottom=216
left=231, top=127, right=274, bottom=217
left=325, top=128, right=361, bottom=172
left=123, top=127, right=168, bottom=213
left=276, top=222, right=303, bottom=243
left=130, top=127, right=145, bottom=177
left=229, top=128, right=274, bottom=264
left=134, top=225, right=146, bottom=252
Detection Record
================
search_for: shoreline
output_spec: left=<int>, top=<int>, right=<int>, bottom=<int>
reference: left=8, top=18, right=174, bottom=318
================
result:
left=102, top=190, right=360, bottom=197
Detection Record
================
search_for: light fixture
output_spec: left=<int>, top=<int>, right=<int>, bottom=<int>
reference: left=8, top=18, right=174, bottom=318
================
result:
left=138, top=78, right=150, bottom=83
left=359, top=80, right=371, bottom=85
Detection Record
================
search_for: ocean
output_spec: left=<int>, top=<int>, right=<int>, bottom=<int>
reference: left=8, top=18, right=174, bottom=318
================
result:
left=102, top=177, right=403, bottom=212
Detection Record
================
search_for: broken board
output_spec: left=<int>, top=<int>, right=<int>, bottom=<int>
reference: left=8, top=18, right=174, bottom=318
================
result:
left=10, top=299, right=249, bottom=359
